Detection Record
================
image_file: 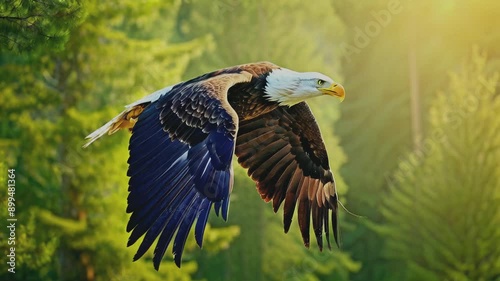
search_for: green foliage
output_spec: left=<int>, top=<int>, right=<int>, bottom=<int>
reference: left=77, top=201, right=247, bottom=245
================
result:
left=2, top=1, right=498, bottom=280
left=332, top=1, right=500, bottom=280
left=0, top=0, right=226, bottom=280
left=382, top=50, right=500, bottom=281
left=176, top=1, right=359, bottom=280
left=331, top=1, right=413, bottom=278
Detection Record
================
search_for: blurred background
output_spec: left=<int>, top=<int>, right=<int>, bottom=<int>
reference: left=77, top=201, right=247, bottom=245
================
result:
left=1, top=0, right=499, bottom=280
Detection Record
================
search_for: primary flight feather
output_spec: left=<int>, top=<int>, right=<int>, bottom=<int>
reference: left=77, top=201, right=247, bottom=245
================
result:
left=84, top=61, right=345, bottom=270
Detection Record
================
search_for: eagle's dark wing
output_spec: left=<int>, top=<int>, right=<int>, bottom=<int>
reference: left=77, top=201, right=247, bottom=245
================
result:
left=235, top=102, right=339, bottom=250
left=126, top=71, right=252, bottom=269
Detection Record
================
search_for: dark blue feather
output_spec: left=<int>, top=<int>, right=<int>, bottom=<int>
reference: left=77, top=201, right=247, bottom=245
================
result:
left=126, top=142, right=189, bottom=211
left=172, top=194, right=201, bottom=267
left=194, top=199, right=211, bottom=247
left=128, top=165, right=192, bottom=243
left=152, top=190, right=198, bottom=270
left=132, top=182, right=195, bottom=260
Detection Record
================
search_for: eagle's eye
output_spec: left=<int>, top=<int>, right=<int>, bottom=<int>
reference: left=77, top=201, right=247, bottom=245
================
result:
left=317, top=79, right=325, bottom=86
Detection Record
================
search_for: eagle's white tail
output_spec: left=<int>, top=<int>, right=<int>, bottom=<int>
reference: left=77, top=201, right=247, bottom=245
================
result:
left=83, top=110, right=129, bottom=148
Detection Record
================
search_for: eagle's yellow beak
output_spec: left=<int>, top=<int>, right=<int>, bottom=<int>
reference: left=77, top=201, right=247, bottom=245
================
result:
left=320, top=83, right=345, bottom=102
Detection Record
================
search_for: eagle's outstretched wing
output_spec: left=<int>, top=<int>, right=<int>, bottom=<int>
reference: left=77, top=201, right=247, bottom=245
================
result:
left=126, top=71, right=252, bottom=269
left=235, top=102, right=339, bottom=250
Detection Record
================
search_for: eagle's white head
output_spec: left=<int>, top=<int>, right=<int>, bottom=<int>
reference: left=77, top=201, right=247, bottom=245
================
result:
left=264, top=68, right=345, bottom=106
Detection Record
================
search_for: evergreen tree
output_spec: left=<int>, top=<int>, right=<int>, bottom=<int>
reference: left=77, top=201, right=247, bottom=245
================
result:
left=332, top=1, right=500, bottom=280
left=381, top=50, right=500, bottom=281
left=0, top=0, right=85, bottom=52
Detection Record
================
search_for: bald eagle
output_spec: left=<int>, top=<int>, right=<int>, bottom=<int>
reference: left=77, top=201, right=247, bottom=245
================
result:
left=84, top=62, right=345, bottom=269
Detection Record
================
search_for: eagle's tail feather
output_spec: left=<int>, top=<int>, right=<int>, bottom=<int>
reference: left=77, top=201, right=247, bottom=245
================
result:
left=83, top=104, right=147, bottom=148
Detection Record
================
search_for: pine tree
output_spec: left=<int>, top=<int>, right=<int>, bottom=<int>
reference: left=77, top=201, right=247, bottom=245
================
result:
left=381, top=50, right=500, bottom=281
left=331, top=1, right=500, bottom=280
left=0, top=0, right=85, bottom=52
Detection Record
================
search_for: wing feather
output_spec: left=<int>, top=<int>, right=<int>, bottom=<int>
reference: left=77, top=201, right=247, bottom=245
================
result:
left=298, top=180, right=311, bottom=246
left=271, top=159, right=296, bottom=211
left=235, top=102, right=339, bottom=249
left=253, top=143, right=289, bottom=190
left=283, top=169, right=303, bottom=232
left=126, top=71, right=253, bottom=269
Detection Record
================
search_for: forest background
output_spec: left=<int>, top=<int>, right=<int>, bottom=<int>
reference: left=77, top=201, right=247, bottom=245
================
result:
left=1, top=0, right=499, bottom=280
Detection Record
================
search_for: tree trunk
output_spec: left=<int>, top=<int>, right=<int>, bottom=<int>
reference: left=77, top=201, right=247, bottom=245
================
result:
left=54, top=57, right=95, bottom=281
left=408, top=4, right=422, bottom=151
